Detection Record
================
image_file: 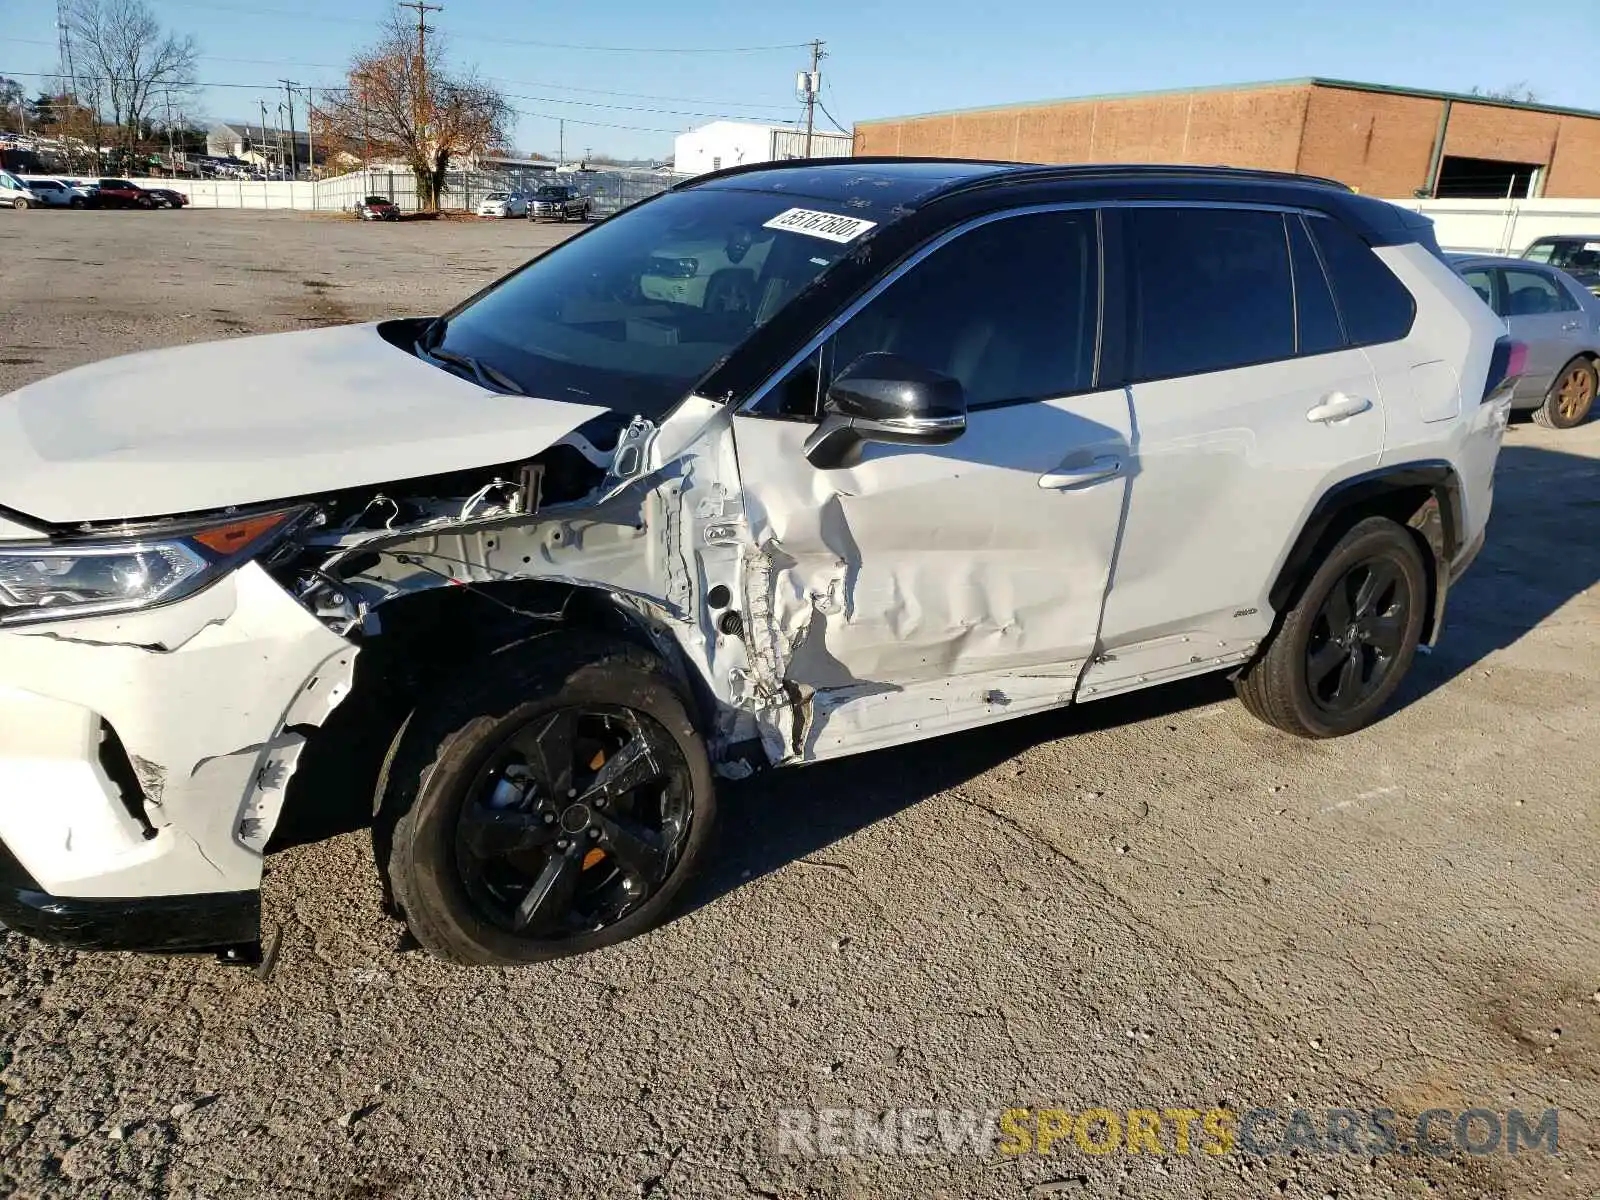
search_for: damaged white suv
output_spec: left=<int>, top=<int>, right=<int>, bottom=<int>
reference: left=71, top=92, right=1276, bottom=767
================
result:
left=0, top=161, right=1515, bottom=966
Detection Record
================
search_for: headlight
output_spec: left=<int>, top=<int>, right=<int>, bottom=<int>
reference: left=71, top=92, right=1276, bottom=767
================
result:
left=0, top=508, right=308, bottom=626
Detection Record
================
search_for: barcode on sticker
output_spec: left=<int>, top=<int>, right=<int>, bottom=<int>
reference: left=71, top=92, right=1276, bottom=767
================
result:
left=762, top=207, right=877, bottom=243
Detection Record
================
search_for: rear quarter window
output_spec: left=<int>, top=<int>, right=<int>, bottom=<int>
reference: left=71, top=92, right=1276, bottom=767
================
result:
left=1127, top=206, right=1296, bottom=380
left=1308, top=217, right=1417, bottom=346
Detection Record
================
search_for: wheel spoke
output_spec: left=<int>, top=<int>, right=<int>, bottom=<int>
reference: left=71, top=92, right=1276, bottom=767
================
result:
left=578, top=720, right=670, bottom=806
left=1366, top=612, right=1406, bottom=657
left=594, top=812, right=668, bottom=882
left=512, top=708, right=579, bottom=799
left=513, top=845, right=584, bottom=932
left=1330, top=647, right=1362, bottom=703
left=459, top=805, right=557, bottom=858
left=1353, top=561, right=1398, bottom=618
left=1322, top=576, right=1354, bottom=630
left=1308, top=638, right=1348, bottom=686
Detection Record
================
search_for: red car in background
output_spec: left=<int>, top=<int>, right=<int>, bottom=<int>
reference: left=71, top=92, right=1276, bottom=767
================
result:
left=94, top=179, right=154, bottom=208
left=354, top=195, right=400, bottom=221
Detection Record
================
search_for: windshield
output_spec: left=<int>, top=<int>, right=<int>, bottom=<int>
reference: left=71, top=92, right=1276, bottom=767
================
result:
left=1543, top=240, right=1600, bottom=271
left=537, top=187, right=570, bottom=199
left=431, top=188, right=873, bottom=417
left=484, top=192, right=509, bottom=201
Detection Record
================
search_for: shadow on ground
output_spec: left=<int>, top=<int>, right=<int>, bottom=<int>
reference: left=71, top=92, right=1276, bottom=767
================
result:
left=1397, top=438, right=1600, bottom=706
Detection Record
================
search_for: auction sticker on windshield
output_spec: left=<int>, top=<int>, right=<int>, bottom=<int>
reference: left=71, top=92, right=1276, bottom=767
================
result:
left=763, top=207, right=878, bottom=243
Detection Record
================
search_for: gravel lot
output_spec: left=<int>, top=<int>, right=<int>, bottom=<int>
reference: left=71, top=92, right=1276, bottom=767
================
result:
left=0, top=209, right=1597, bottom=1200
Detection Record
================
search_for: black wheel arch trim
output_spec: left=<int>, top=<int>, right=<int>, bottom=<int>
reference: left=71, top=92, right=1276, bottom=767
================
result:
left=1269, top=460, right=1465, bottom=645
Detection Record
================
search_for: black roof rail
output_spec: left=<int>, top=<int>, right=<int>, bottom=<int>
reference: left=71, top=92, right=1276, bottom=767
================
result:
left=673, top=156, right=1353, bottom=196
left=956, top=162, right=1354, bottom=192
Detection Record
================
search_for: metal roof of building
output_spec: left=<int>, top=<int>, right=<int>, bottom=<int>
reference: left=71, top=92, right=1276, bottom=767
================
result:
left=854, top=78, right=1600, bottom=127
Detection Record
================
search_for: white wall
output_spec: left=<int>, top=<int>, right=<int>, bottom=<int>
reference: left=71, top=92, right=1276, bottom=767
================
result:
left=673, top=122, right=778, bottom=177
left=127, top=169, right=419, bottom=212
left=1394, top=198, right=1600, bottom=256
left=672, top=122, right=853, bottom=176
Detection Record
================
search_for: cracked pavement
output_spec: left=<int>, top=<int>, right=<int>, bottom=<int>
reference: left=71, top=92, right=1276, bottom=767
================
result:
left=1, top=210, right=1597, bottom=1199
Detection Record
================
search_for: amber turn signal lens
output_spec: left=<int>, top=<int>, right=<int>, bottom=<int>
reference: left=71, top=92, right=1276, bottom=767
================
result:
left=190, top=512, right=291, bottom=554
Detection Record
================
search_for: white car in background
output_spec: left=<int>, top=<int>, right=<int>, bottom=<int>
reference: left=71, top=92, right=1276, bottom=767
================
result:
left=18, top=177, right=86, bottom=208
left=0, top=171, right=39, bottom=209
left=476, top=191, right=528, bottom=218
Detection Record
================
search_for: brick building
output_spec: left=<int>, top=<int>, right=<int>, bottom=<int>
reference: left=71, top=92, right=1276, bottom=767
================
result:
left=853, top=79, right=1600, bottom=199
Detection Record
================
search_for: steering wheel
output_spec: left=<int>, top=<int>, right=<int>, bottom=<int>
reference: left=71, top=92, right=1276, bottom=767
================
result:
left=704, top=270, right=757, bottom=314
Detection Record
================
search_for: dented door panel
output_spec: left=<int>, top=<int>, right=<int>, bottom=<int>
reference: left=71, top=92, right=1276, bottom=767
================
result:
left=733, top=388, right=1133, bottom=754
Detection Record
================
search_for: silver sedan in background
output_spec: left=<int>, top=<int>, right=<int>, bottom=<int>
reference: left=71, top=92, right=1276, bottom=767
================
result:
left=1452, top=254, right=1600, bottom=429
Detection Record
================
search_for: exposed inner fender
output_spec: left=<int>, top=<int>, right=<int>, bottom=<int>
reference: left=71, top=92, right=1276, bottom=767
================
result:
left=265, top=398, right=778, bottom=851
left=1268, top=461, right=1462, bottom=645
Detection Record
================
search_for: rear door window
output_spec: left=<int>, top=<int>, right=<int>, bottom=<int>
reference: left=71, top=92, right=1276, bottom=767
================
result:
left=1126, top=207, right=1295, bottom=380
left=1501, top=268, right=1579, bottom=314
left=1307, top=217, right=1417, bottom=345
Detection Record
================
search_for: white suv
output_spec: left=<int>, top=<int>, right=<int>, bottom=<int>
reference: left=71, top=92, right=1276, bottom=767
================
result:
left=0, top=161, right=1515, bottom=966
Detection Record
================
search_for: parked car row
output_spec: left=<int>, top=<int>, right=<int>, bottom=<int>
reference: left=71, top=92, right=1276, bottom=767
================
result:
left=474, top=184, right=593, bottom=222
left=0, top=171, right=188, bottom=211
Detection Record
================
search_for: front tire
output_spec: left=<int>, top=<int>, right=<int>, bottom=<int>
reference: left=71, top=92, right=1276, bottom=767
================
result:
left=378, top=634, right=716, bottom=966
left=1235, top=516, right=1427, bottom=738
left=1535, top=357, right=1596, bottom=429
left=11, top=197, right=27, bottom=209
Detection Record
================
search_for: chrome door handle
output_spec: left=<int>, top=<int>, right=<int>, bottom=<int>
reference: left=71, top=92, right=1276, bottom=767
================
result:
left=1305, top=393, right=1373, bottom=424
left=1038, top=455, right=1122, bottom=490
left=1563, top=320, right=1583, bottom=331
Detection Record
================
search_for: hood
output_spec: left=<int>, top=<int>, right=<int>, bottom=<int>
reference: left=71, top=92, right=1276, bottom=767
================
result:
left=0, top=323, right=609, bottom=524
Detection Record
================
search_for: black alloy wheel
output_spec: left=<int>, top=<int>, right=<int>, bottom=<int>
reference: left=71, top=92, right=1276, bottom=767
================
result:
left=455, top=704, right=693, bottom=938
left=378, top=634, right=717, bottom=965
left=1303, top=556, right=1411, bottom=714
left=1234, top=516, right=1427, bottom=738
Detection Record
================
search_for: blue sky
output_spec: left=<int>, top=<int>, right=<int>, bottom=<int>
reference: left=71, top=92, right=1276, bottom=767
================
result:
left=3, top=0, right=1593, bottom=161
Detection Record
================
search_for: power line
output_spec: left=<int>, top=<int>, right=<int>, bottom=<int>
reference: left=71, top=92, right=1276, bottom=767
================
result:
left=169, top=57, right=795, bottom=110
left=147, top=0, right=811, bottom=53
left=0, top=68, right=805, bottom=124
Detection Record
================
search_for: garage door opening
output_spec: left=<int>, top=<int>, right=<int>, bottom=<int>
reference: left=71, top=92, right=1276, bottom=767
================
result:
left=1434, top=156, right=1543, bottom=199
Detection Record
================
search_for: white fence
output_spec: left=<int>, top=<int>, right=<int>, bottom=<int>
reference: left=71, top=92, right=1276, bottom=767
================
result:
left=125, top=166, right=684, bottom=217
left=1395, top=198, right=1600, bottom=257
left=125, top=169, right=421, bottom=213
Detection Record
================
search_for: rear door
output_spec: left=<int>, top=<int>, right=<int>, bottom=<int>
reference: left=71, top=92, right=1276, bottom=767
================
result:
left=1497, top=266, right=1583, bottom=401
left=1082, top=205, right=1384, bottom=696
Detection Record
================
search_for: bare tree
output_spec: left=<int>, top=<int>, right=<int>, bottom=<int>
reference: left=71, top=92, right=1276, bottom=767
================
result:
left=315, top=14, right=511, bottom=209
left=0, top=78, right=26, bottom=132
left=1469, top=82, right=1542, bottom=104
left=66, top=0, right=198, bottom=159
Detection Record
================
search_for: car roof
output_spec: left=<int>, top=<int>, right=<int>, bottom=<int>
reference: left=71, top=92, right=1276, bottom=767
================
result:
left=1527, top=234, right=1600, bottom=243
left=675, top=157, right=1426, bottom=244
left=1452, top=253, right=1563, bottom=269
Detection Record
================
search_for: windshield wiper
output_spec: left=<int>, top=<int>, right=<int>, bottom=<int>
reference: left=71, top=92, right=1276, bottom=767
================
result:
left=418, top=340, right=527, bottom=396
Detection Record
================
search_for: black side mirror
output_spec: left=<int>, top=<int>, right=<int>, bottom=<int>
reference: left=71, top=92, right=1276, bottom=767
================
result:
left=803, top=352, right=968, bottom=469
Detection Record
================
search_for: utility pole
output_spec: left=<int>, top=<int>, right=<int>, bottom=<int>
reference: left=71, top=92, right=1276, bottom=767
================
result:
left=801, top=39, right=825, bottom=158
left=279, top=79, right=298, bottom=177
left=259, top=98, right=269, bottom=173
left=398, top=0, right=442, bottom=203
left=302, top=85, right=315, bottom=177
left=557, top=118, right=564, bottom=166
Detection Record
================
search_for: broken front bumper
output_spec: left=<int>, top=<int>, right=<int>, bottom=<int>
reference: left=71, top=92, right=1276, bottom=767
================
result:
left=0, top=563, right=354, bottom=952
left=0, top=839, right=259, bottom=951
